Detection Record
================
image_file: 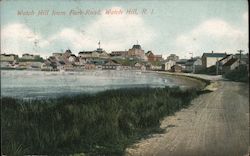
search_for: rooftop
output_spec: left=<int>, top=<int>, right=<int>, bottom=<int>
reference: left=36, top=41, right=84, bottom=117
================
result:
left=79, top=51, right=94, bottom=54
left=132, top=44, right=142, bottom=50
left=219, top=54, right=232, bottom=62
left=223, top=58, right=238, bottom=66
left=65, top=49, right=72, bottom=53
left=202, top=52, right=226, bottom=58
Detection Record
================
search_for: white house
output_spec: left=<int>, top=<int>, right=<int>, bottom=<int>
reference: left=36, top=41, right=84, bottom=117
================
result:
left=162, top=60, right=176, bottom=71
left=22, top=54, right=40, bottom=60
left=1, top=54, right=17, bottom=62
left=78, top=51, right=100, bottom=58
left=202, top=51, right=227, bottom=68
left=184, top=58, right=202, bottom=73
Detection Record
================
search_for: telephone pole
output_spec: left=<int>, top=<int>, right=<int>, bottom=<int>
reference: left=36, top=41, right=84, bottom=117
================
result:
left=237, top=49, right=244, bottom=64
left=98, top=41, right=101, bottom=49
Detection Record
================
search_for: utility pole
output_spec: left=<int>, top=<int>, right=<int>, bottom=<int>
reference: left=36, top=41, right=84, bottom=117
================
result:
left=98, top=41, right=101, bottom=49
left=237, top=49, right=244, bottom=64
left=216, top=58, right=219, bottom=75
left=189, top=52, right=193, bottom=59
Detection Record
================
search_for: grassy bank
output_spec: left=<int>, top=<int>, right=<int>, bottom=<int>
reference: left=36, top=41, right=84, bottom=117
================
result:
left=2, top=87, right=199, bottom=155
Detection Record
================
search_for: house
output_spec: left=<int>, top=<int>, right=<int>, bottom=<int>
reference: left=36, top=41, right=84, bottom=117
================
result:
left=99, top=51, right=110, bottom=59
left=1, top=61, right=12, bottom=68
left=176, top=59, right=188, bottom=70
left=202, top=51, right=227, bottom=68
left=171, top=64, right=182, bottom=72
left=134, top=62, right=143, bottom=69
left=63, top=63, right=74, bottom=71
left=162, top=60, right=176, bottom=71
left=218, top=55, right=233, bottom=66
left=84, top=63, right=96, bottom=70
left=184, top=58, right=202, bottom=73
left=41, top=62, right=53, bottom=71
left=1, top=54, right=18, bottom=62
left=78, top=51, right=101, bottom=58
left=78, top=46, right=109, bottom=59
left=166, top=54, right=179, bottom=61
left=52, top=53, right=64, bottom=58
left=77, top=57, right=87, bottom=65
left=222, top=58, right=240, bottom=73
left=133, top=62, right=146, bottom=70
left=68, top=54, right=77, bottom=62
left=102, top=60, right=120, bottom=70
left=29, top=62, right=43, bottom=69
left=64, top=49, right=72, bottom=58
left=110, top=51, right=128, bottom=57
left=22, top=53, right=40, bottom=60
left=145, top=51, right=163, bottom=62
left=151, top=65, right=162, bottom=70
left=127, top=44, right=145, bottom=59
left=79, top=51, right=95, bottom=58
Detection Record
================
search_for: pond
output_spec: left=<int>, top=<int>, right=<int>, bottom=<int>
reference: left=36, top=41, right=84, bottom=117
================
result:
left=1, top=70, right=186, bottom=98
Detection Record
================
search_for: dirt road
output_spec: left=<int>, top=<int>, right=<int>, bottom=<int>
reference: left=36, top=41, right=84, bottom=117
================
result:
left=126, top=79, right=249, bottom=156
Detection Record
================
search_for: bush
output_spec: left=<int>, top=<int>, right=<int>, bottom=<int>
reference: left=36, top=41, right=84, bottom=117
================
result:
left=223, top=65, right=249, bottom=82
left=196, top=65, right=216, bottom=75
left=2, top=87, right=198, bottom=155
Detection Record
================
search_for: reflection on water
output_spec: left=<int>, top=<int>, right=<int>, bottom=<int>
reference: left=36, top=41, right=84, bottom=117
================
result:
left=1, top=70, right=176, bottom=98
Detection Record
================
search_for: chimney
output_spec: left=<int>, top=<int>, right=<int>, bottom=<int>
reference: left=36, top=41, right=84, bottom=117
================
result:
left=212, top=50, right=214, bottom=53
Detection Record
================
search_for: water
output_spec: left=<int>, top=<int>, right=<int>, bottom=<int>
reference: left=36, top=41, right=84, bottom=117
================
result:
left=1, top=70, right=178, bottom=99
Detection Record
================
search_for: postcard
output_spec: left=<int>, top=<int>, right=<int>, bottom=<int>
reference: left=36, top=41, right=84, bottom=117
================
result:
left=1, top=0, right=249, bottom=155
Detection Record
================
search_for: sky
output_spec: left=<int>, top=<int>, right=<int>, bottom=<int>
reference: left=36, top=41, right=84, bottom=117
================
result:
left=1, top=0, right=248, bottom=59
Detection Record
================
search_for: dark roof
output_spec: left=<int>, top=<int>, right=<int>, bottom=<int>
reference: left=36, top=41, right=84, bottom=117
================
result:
left=65, top=49, right=72, bottom=53
left=223, top=58, right=238, bottom=66
left=104, top=60, right=119, bottom=66
left=111, top=51, right=127, bottom=53
left=171, top=64, right=182, bottom=69
left=146, top=51, right=154, bottom=56
left=23, top=53, right=33, bottom=56
left=219, top=54, right=231, bottom=62
left=132, top=44, right=142, bottom=49
left=1, top=54, right=17, bottom=57
left=59, top=61, right=65, bottom=65
left=185, top=59, right=196, bottom=66
left=202, top=53, right=226, bottom=58
left=79, top=51, right=93, bottom=54
left=176, top=59, right=188, bottom=64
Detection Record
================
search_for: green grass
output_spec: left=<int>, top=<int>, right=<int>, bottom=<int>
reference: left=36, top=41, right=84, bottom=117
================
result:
left=2, top=87, right=198, bottom=155
left=17, top=57, right=44, bottom=62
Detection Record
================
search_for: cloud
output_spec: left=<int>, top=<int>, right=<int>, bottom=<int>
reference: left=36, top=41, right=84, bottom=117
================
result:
left=175, top=14, right=248, bottom=57
left=47, top=6, right=156, bottom=53
left=1, top=23, right=49, bottom=56
left=1, top=7, right=156, bottom=57
left=243, top=11, right=248, bottom=24
left=85, top=7, right=156, bottom=50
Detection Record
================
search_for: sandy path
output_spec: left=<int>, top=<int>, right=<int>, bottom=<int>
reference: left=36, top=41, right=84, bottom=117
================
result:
left=126, top=79, right=249, bottom=156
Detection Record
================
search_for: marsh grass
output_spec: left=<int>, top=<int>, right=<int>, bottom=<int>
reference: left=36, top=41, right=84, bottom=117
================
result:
left=2, top=86, right=198, bottom=155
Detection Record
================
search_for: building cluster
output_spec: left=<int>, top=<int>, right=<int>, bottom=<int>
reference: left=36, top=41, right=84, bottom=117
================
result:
left=161, top=51, right=249, bottom=74
left=1, top=43, right=249, bottom=75
left=1, top=53, right=43, bottom=70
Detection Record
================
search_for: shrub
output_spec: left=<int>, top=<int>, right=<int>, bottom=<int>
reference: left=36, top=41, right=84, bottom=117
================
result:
left=223, top=65, right=249, bottom=82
